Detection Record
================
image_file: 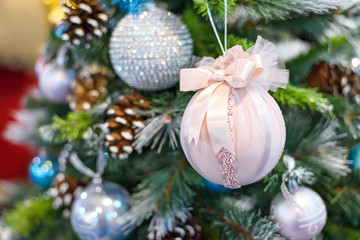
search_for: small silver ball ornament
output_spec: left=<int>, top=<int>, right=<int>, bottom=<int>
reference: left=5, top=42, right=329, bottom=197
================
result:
left=109, top=5, right=193, bottom=91
left=270, top=186, right=327, bottom=240
left=70, top=181, right=133, bottom=240
left=38, top=62, right=75, bottom=103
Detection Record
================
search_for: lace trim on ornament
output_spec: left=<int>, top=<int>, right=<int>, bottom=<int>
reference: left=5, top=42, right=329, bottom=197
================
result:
left=217, top=147, right=241, bottom=188
left=227, top=87, right=234, bottom=139
left=217, top=88, right=241, bottom=189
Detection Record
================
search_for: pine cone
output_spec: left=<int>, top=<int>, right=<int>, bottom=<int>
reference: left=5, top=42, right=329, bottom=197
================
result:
left=149, top=218, right=202, bottom=240
left=46, top=173, right=88, bottom=218
left=69, top=70, right=108, bottom=112
left=306, top=60, right=360, bottom=99
left=105, top=94, right=150, bottom=159
left=58, top=0, right=108, bottom=46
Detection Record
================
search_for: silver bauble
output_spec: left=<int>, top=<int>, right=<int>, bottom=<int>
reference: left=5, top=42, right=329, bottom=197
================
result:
left=109, top=5, right=193, bottom=91
left=38, top=62, right=74, bottom=103
left=70, top=181, right=133, bottom=240
left=270, top=186, right=327, bottom=240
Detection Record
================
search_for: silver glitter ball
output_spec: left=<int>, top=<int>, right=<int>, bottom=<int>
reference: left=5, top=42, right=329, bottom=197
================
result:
left=70, top=181, right=133, bottom=240
left=270, top=186, right=327, bottom=240
left=109, top=6, right=193, bottom=91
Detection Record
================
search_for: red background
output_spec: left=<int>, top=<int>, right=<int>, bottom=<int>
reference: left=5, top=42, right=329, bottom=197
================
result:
left=0, top=66, right=36, bottom=180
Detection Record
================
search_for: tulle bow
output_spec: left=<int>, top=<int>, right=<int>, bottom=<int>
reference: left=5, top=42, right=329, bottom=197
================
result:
left=180, top=36, right=289, bottom=156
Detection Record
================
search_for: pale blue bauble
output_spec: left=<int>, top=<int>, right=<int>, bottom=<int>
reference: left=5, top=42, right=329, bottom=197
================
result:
left=70, top=181, right=134, bottom=240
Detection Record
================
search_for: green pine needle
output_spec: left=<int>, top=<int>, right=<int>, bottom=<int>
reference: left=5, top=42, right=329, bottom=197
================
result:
left=39, top=111, right=94, bottom=143
left=4, top=197, right=57, bottom=236
left=272, top=84, right=332, bottom=114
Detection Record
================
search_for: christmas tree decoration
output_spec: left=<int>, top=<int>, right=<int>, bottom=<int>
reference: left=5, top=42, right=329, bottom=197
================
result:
left=112, top=0, right=144, bottom=14
left=148, top=218, right=202, bottom=240
left=270, top=155, right=327, bottom=240
left=0, top=220, right=17, bottom=240
left=133, top=113, right=181, bottom=153
left=38, top=61, right=75, bottom=104
left=306, top=60, right=360, bottom=99
left=204, top=179, right=234, bottom=194
left=109, top=4, right=193, bottom=91
left=223, top=195, right=255, bottom=212
left=270, top=186, right=327, bottom=240
left=71, top=180, right=132, bottom=240
left=105, top=94, right=150, bottom=159
left=69, top=149, right=134, bottom=240
left=180, top=36, right=288, bottom=189
left=68, top=67, right=108, bottom=112
left=57, top=0, right=108, bottom=46
left=46, top=173, right=89, bottom=218
left=348, top=143, right=360, bottom=170
left=29, top=152, right=59, bottom=190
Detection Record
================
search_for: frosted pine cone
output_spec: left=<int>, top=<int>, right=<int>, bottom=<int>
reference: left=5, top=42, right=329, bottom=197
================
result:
left=306, top=60, right=360, bottom=100
left=148, top=218, right=202, bottom=240
left=68, top=69, right=108, bottom=111
left=105, top=94, right=150, bottom=159
left=58, top=0, right=108, bottom=46
left=46, top=173, right=88, bottom=218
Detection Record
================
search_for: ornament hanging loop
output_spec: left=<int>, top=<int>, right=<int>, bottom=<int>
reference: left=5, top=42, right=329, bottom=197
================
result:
left=205, top=0, right=229, bottom=55
left=69, top=146, right=108, bottom=181
left=280, top=155, right=303, bottom=211
left=56, top=43, right=71, bottom=67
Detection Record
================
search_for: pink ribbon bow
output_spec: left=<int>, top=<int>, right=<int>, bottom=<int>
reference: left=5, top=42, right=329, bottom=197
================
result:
left=180, top=54, right=263, bottom=91
left=180, top=36, right=289, bottom=156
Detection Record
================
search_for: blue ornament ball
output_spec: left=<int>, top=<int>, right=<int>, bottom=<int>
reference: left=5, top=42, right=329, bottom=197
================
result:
left=348, top=144, right=360, bottom=170
left=29, top=153, right=59, bottom=190
left=71, top=181, right=134, bottom=240
left=204, top=179, right=234, bottom=194
left=112, top=0, right=145, bottom=14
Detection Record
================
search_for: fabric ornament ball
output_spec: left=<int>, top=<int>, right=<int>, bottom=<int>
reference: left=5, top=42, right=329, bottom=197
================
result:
left=270, top=186, right=327, bottom=240
left=109, top=4, right=193, bottom=91
left=71, top=180, right=133, bottom=240
left=29, top=152, right=59, bottom=190
left=180, top=36, right=289, bottom=189
left=204, top=179, right=234, bottom=194
left=348, top=143, right=360, bottom=170
left=38, top=62, right=75, bottom=104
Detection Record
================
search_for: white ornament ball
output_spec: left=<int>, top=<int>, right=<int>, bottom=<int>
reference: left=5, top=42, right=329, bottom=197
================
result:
left=38, top=62, right=74, bottom=103
left=270, top=186, right=327, bottom=240
left=109, top=5, right=193, bottom=91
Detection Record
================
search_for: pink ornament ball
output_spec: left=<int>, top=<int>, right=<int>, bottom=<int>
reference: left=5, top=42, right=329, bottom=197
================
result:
left=180, top=85, right=286, bottom=188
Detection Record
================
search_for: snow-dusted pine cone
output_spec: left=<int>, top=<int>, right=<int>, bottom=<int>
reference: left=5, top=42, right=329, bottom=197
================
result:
left=105, top=94, right=150, bottom=159
left=58, top=0, right=108, bottom=46
left=306, top=60, right=360, bottom=100
left=149, top=218, right=202, bottom=240
left=68, top=70, right=108, bottom=112
left=46, top=173, right=89, bottom=218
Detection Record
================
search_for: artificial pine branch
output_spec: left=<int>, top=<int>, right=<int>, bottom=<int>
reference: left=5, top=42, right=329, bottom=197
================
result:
left=133, top=91, right=191, bottom=153
left=272, top=84, right=332, bottom=114
left=207, top=203, right=283, bottom=240
left=4, top=197, right=57, bottom=236
left=263, top=108, right=350, bottom=194
left=234, top=0, right=340, bottom=21
left=319, top=171, right=360, bottom=228
left=284, top=108, right=350, bottom=181
left=117, top=153, right=202, bottom=239
left=40, top=111, right=94, bottom=143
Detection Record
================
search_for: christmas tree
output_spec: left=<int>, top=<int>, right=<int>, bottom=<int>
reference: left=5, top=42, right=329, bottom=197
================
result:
left=2, top=0, right=360, bottom=239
